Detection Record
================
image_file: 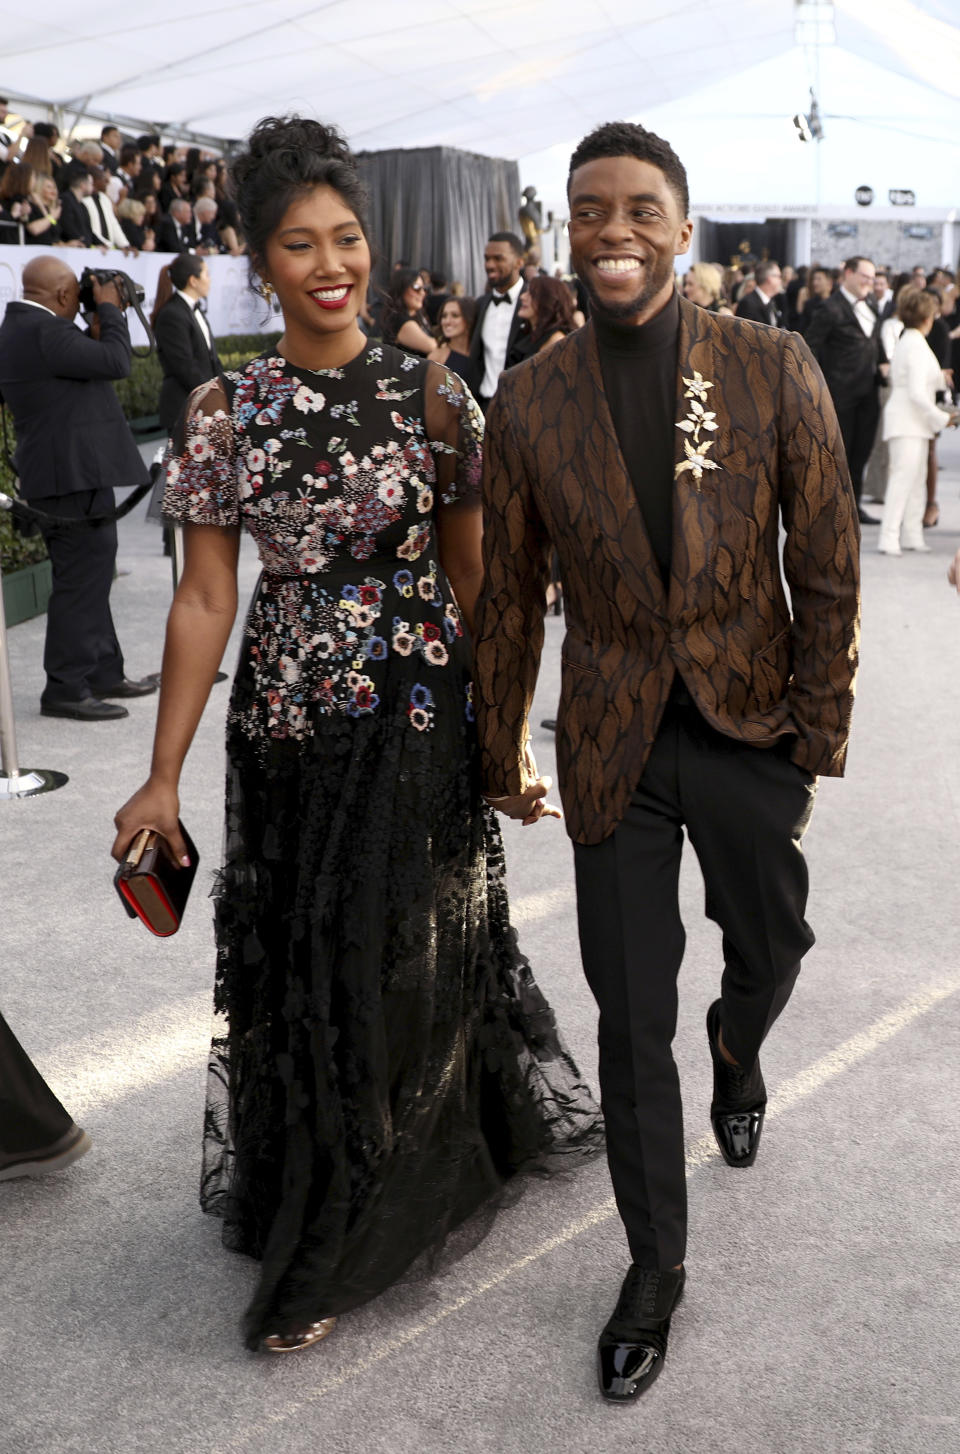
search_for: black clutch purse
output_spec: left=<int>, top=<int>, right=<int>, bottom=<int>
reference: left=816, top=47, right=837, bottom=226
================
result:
left=114, top=821, right=199, bottom=937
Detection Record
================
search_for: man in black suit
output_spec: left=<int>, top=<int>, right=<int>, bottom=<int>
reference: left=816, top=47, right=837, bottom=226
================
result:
left=193, top=197, right=223, bottom=254
left=58, top=162, right=98, bottom=247
left=735, top=260, right=784, bottom=326
left=0, top=257, right=156, bottom=720
left=153, top=254, right=221, bottom=431
left=805, top=255, right=882, bottom=524
left=116, top=143, right=142, bottom=196
left=466, top=231, right=528, bottom=408
left=136, top=132, right=164, bottom=190
left=100, top=124, right=122, bottom=174
left=155, top=198, right=200, bottom=254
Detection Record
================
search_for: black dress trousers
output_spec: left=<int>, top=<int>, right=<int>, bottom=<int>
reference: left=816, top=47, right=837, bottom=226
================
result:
left=0, top=1011, right=74, bottom=1155
left=835, top=392, right=880, bottom=504
left=34, top=487, right=125, bottom=704
left=573, top=700, right=817, bottom=1271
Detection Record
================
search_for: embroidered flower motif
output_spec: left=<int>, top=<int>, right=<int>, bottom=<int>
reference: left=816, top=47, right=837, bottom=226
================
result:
left=397, top=523, right=430, bottom=560
left=408, top=682, right=435, bottom=731
left=675, top=372, right=720, bottom=488
left=292, top=384, right=326, bottom=414
left=378, top=480, right=405, bottom=507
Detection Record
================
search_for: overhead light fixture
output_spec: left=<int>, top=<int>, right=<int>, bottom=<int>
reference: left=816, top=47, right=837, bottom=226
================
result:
left=807, top=91, right=824, bottom=139
left=793, top=88, right=824, bottom=143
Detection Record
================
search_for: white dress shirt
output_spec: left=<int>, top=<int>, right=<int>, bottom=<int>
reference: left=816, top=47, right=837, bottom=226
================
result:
left=176, top=288, right=213, bottom=350
left=480, top=276, right=524, bottom=399
left=84, top=191, right=128, bottom=250
left=840, top=285, right=876, bottom=338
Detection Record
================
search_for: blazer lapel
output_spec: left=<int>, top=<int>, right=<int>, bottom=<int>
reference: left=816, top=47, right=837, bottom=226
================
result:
left=668, top=296, right=721, bottom=619
left=578, top=323, right=667, bottom=618
left=505, top=281, right=528, bottom=355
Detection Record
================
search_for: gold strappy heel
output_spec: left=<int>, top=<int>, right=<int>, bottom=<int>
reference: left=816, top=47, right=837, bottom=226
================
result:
left=261, top=1317, right=338, bottom=1353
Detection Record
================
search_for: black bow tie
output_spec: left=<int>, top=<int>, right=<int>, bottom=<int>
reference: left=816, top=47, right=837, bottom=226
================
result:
left=490, top=292, right=512, bottom=306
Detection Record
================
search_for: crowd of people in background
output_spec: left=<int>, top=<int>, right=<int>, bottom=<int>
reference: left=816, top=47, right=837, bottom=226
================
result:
left=363, top=241, right=959, bottom=557
left=3, top=98, right=958, bottom=557
left=0, top=102, right=243, bottom=257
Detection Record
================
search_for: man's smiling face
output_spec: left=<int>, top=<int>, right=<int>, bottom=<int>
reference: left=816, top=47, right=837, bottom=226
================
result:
left=567, top=155, right=692, bottom=325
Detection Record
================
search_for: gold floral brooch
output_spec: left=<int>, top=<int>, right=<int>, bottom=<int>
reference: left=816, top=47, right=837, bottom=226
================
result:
left=675, top=372, right=719, bottom=489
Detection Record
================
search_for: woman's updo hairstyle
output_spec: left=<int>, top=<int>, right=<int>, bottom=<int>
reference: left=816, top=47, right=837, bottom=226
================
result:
left=230, top=115, right=369, bottom=272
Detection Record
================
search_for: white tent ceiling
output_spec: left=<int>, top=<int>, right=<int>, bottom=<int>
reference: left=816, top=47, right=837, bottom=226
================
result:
left=5, top=0, right=960, bottom=210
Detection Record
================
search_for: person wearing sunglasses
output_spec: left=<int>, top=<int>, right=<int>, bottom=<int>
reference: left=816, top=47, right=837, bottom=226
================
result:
left=380, top=265, right=436, bottom=354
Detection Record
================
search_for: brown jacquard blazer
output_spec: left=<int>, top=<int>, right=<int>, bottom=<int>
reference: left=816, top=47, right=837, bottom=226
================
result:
left=472, top=293, right=861, bottom=846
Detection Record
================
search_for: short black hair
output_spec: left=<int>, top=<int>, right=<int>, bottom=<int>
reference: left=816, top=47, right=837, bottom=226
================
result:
left=843, top=255, right=873, bottom=274
left=230, top=115, right=368, bottom=270
left=119, top=143, right=139, bottom=167
left=487, top=231, right=524, bottom=255
left=137, top=133, right=160, bottom=152
left=63, top=160, right=91, bottom=190
left=567, top=121, right=689, bottom=217
left=101, top=124, right=120, bottom=139
left=169, top=253, right=205, bottom=290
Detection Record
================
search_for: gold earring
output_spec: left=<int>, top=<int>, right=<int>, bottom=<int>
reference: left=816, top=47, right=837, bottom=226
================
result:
left=259, top=280, right=274, bottom=301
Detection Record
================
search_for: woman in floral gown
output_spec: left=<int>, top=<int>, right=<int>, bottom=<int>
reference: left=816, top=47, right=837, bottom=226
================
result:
left=112, top=117, right=602, bottom=1354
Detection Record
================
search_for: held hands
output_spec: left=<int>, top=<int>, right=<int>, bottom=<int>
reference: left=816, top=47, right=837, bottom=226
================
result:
left=483, top=742, right=562, bottom=827
left=484, top=776, right=563, bottom=826
left=112, top=780, right=191, bottom=868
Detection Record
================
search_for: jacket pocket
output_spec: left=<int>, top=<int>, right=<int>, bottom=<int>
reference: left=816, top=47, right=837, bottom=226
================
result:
left=751, top=625, right=792, bottom=711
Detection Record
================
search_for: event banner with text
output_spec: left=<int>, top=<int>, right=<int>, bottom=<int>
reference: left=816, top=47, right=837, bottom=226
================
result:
left=0, top=246, right=279, bottom=345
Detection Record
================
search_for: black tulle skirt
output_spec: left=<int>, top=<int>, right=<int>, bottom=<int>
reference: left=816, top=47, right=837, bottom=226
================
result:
left=200, top=641, right=604, bottom=1349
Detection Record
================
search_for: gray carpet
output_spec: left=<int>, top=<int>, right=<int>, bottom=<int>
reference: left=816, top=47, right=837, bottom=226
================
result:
left=2, top=430, right=959, bottom=1454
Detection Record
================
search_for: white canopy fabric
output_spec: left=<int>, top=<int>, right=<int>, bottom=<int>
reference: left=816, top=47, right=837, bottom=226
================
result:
left=6, top=0, right=960, bottom=210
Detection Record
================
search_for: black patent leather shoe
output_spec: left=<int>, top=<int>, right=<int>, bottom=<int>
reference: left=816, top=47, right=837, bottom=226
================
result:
left=95, top=676, right=159, bottom=699
left=706, top=999, right=766, bottom=1167
left=41, top=696, right=129, bottom=721
left=857, top=507, right=879, bottom=525
left=597, top=1264, right=685, bottom=1402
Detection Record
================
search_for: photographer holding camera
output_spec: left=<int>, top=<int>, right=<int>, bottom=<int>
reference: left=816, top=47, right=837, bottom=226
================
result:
left=0, top=257, right=156, bottom=720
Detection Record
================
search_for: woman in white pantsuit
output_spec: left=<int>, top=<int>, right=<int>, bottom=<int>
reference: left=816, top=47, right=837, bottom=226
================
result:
left=879, top=287, right=957, bottom=555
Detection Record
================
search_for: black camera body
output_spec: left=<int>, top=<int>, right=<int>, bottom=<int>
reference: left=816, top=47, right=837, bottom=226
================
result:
left=77, top=268, right=155, bottom=355
left=78, top=267, right=145, bottom=314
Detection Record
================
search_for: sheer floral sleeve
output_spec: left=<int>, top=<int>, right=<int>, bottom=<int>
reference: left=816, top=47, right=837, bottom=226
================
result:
left=423, top=361, right=483, bottom=513
left=161, top=379, right=239, bottom=528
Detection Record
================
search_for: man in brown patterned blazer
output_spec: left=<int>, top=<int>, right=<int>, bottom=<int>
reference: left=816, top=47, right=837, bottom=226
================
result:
left=473, top=121, right=860, bottom=1404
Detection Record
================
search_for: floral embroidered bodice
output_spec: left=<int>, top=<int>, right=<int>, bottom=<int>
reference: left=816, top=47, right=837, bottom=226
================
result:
left=163, top=342, right=484, bottom=747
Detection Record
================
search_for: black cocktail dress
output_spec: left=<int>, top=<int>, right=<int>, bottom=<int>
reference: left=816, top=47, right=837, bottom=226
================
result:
left=163, top=342, right=602, bottom=1347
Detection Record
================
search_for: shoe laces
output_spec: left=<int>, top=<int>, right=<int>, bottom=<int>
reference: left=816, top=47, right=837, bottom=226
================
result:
left=617, top=1266, right=664, bottom=1321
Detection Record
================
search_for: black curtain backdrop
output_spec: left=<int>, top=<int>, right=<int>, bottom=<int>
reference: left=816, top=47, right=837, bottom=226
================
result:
left=355, top=146, right=521, bottom=298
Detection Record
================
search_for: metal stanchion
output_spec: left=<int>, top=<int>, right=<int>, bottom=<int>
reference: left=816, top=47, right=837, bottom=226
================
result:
left=0, top=559, right=68, bottom=800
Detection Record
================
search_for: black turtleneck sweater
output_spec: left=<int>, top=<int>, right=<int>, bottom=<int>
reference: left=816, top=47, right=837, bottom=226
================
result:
left=594, top=289, right=680, bottom=586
